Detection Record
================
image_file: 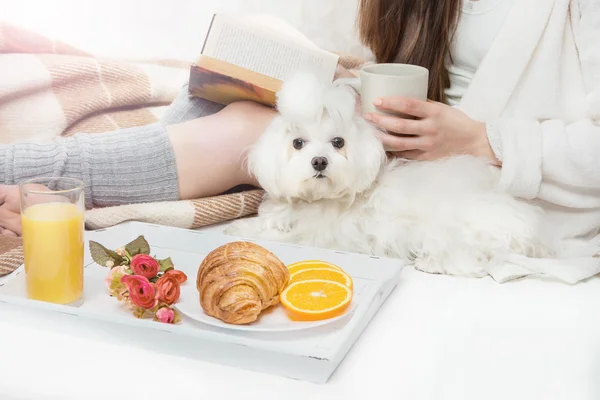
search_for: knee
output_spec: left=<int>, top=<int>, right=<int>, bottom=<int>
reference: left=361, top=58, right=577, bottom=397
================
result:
left=222, top=100, right=276, bottom=116
left=219, top=101, right=278, bottom=134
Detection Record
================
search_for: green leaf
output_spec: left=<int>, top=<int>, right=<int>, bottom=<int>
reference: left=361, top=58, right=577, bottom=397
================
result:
left=172, top=309, right=182, bottom=324
left=149, top=303, right=161, bottom=314
left=158, top=257, right=174, bottom=272
left=133, top=307, right=147, bottom=319
left=89, top=241, right=124, bottom=267
left=125, top=236, right=150, bottom=257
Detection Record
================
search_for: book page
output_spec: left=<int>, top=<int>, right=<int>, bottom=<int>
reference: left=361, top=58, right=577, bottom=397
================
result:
left=202, top=14, right=339, bottom=82
left=242, top=14, right=319, bottom=50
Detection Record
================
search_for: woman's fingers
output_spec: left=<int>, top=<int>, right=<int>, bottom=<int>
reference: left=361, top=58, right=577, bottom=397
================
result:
left=366, top=113, right=430, bottom=135
left=0, top=207, right=22, bottom=236
left=375, top=131, right=434, bottom=152
left=373, top=96, right=436, bottom=118
left=0, top=228, right=17, bottom=237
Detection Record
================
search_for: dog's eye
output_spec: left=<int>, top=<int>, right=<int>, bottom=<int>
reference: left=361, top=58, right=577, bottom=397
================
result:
left=331, top=137, right=345, bottom=149
left=293, top=138, right=305, bottom=150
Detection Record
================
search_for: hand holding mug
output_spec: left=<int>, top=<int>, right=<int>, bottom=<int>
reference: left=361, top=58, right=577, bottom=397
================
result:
left=335, top=63, right=500, bottom=165
left=364, top=97, right=500, bottom=165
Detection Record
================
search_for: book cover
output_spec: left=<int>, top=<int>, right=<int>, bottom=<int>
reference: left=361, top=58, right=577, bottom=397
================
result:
left=189, top=56, right=281, bottom=107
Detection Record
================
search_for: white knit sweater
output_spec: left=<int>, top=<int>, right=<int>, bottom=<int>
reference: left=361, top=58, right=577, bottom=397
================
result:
left=458, top=0, right=600, bottom=283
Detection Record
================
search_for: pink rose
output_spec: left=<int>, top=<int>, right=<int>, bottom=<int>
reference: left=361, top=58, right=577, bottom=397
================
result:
left=121, top=275, right=158, bottom=309
left=155, top=307, right=175, bottom=324
left=130, top=254, right=160, bottom=279
left=155, top=274, right=180, bottom=305
left=164, top=269, right=187, bottom=284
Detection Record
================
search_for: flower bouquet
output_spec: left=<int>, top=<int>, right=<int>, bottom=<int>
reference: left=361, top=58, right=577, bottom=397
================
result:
left=89, top=236, right=187, bottom=324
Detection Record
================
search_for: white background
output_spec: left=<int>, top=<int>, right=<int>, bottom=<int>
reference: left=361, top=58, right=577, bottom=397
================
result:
left=0, top=0, right=369, bottom=61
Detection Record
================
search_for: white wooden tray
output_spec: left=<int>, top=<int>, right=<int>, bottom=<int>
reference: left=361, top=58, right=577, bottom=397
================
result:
left=0, top=221, right=404, bottom=383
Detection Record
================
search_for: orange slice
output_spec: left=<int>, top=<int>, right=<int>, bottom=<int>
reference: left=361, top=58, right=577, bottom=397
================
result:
left=289, top=267, right=353, bottom=290
left=280, top=279, right=352, bottom=321
left=287, top=260, right=342, bottom=275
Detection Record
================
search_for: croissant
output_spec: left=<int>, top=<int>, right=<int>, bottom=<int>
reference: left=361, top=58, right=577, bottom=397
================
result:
left=196, top=241, right=289, bottom=325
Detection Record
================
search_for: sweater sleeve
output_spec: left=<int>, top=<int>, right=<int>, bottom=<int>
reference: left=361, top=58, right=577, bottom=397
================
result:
left=489, top=1, right=600, bottom=204
left=578, top=0, right=600, bottom=115
left=0, top=123, right=179, bottom=209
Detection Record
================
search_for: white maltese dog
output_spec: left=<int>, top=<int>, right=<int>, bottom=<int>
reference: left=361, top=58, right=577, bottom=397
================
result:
left=225, top=72, right=553, bottom=277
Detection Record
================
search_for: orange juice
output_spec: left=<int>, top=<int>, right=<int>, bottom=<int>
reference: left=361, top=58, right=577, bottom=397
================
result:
left=21, top=202, right=84, bottom=304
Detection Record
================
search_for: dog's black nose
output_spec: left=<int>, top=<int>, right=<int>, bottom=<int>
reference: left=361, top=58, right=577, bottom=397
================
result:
left=311, top=157, right=328, bottom=171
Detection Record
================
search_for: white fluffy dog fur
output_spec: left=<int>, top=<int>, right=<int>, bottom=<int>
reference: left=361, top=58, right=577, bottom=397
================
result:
left=225, top=72, right=554, bottom=277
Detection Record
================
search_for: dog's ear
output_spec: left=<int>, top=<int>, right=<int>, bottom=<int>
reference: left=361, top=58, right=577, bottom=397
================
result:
left=349, top=123, right=387, bottom=193
left=246, top=118, right=288, bottom=199
left=276, top=70, right=326, bottom=123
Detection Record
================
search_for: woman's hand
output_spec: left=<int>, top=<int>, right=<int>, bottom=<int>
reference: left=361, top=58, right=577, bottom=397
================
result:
left=363, top=96, right=501, bottom=165
left=0, top=185, right=23, bottom=236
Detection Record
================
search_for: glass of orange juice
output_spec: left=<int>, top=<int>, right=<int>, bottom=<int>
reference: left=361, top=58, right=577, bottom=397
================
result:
left=20, top=177, right=85, bottom=305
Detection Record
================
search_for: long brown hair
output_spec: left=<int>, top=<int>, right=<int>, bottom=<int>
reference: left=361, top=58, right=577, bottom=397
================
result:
left=357, top=0, right=461, bottom=104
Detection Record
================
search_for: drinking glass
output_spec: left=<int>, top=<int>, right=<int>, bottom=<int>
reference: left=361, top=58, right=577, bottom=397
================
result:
left=20, top=177, right=85, bottom=305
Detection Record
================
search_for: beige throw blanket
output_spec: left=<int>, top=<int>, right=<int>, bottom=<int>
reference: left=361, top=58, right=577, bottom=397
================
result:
left=0, top=21, right=365, bottom=276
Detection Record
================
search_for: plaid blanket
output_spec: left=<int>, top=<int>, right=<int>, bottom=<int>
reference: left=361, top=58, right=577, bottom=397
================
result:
left=0, top=22, right=190, bottom=142
left=0, top=21, right=365, bottom=276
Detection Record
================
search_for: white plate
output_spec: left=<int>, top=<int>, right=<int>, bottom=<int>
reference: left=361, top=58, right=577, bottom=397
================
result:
left=175, top=283, right=355, bottom=332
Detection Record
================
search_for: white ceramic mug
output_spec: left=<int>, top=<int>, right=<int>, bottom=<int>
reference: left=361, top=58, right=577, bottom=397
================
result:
left=335, top=63, right=429, bottom=116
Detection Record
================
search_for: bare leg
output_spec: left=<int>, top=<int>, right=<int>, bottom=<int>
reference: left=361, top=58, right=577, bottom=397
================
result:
left=169, top=101, right=276, bottom=199
left=0, top=101, right=277, bottom=235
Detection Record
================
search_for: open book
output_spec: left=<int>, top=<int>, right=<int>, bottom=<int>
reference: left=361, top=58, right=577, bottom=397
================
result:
left=188, top=14, right=340, bottom=107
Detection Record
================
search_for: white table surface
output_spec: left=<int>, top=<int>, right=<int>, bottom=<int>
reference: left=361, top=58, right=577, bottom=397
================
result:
left=1, top=223, right=600, bottom=400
